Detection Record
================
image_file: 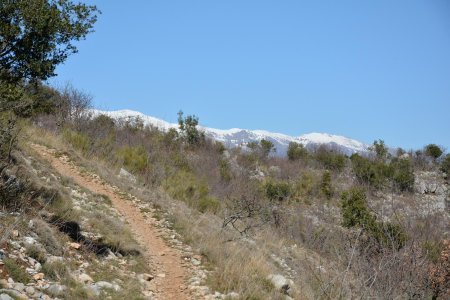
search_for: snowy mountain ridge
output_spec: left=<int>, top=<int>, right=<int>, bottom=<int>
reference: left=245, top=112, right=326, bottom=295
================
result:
left=91, top=109, right=370, bottom=156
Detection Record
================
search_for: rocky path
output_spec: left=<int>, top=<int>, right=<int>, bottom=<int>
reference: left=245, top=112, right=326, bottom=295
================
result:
left=30, top=143, right=190, bottom=300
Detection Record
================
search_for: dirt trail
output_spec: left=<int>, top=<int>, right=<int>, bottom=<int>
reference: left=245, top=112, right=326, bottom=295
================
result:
left=30, top=143, right=190, bottom=300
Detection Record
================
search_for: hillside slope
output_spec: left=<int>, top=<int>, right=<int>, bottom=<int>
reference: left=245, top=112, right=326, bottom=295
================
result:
left=92, top=109, right=370, bottom=156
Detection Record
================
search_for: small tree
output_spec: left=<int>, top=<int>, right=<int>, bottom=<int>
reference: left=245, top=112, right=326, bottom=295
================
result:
left=177, top=110, right=204, bottom=146
left=391, top=158, right=415, bottom=191
left=424, top=144, right=443, bottom=160
left=0, top=0, right=99, bottom=84
left=370, top=139, right=388, bottom=161
left=320, top=170, right=333, bottom=199
left=56, top=83, right=92, bottom=126
left=287, top=142, right=307, bottom=161
left=341, top=188, right=373, bottom=228
left=441, top=154, right=450, bottom=176
left=260, top=139, right=275, bottom=158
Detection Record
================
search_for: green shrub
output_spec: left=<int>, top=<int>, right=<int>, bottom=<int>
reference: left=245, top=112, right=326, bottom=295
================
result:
left=424, top=144, right=443, bottom=159
left=198, top=196, right=220, bottom=213
left=391, top=158, right=414, bottom=191
left=440, top=154, right=450, bottom=175
left=315, top=147, right=346, bottom=171
left=219, top=159, right=232, bottom=182
left=264, top=180, right=291, bottom=201
left=260, top=139, right=275, bottom=158
left=25, top=244, right=47, bottom=263
left=91, top=114, right=115, bottom=131
left=341, top=188, right=407, bottom=250
left=4, top=258, right=30, bottom=284
left=351, top=153, right=414, bottom=191
left=370, top=139, right=388, bottom=161
left=341, top=188, right=373, bottom=228
left=350, top=154, right=391, bottom=189
left=422, top=240, right=444, bottom=263
left=287, top=142, right=307, bottom=161
left=320, top=170, right=333, bottom=199
left=62, top=128, right=90, bottom=152
left=169, top=152, right=190, bottom=172
left=163, top=170, right=219, bottom=213
left=177, top=111, right=204, bottom=146
left=41, top=261, right=69, bottom=280
left=293, top=172, right=317, bottom=201
left=236, top=153, right=258, bottom=169
left=116, top=145, right=149, bottom=173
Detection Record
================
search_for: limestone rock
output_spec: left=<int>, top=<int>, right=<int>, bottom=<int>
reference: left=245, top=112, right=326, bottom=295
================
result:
left=267, top=274, right=294, bottom=295
left=46, top=284, right=66, bottom=296
left=12, top=282, right=25, bottom=292
left=118, top=168, right=137, bottom=183
left=77, top=273, right=94, bottom=284
left=24, top=286, right=35, bottom=295
left=0, top=294, right=13, bottom=300
left=137, top=273, right=154, bottom=283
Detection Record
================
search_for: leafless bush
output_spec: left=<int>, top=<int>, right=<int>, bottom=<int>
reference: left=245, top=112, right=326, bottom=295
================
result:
left=55, top=83, right=92, bottom=127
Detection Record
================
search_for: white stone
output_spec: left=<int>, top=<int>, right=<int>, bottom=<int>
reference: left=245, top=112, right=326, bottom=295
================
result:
left=191, top=258, right=201, bottom=266
left=267, top=274, right=294, bottom=295
left=23, top=237, right=36, bottom=245
left=0, top=294, right=14, bottom=300
left=47, top=284, right=66, bottom=296
left=118, top=168, right=137, bottom=183
left=13, top=282, right=25, bottom=292
left=25, top=286, right=35, bottom=295
left=226, top=292, right=239, bottom=299
left=77, top=273, right=94, bottom=284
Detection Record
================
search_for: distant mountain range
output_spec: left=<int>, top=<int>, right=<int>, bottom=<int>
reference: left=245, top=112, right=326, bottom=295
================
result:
left=91, top=109, right=371, bottom=156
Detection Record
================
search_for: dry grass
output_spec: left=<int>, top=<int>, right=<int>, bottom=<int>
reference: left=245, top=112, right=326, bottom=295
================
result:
left=24, top=121, right=448, bottom=299
left=25, top=125, right=309, bottom=298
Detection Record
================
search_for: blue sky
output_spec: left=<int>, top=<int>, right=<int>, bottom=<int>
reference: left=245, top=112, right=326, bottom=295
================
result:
left=49, top=0, right=450, bottom=150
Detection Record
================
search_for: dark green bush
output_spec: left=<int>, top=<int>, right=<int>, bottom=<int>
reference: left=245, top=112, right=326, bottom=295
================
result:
left=116, top=145, right=149, bottom=173
left=424, top=144, right=443, bottom=159
left=163, top=170, right=219, bottom=213
left=315, top=147, right=346, bottom=171
left=62, top=128, right=90, bottom=153
left=4, top=258, right=30, bottom=284
left=320, top=170, right=333, bottom=199
left=341, top=188, right=407, bottom=250
left=370, top=139, right=388, bottom=161
left=264, top=180, right=291, bottom=201
left=287, top=142, right=307, bottom=161
left=440, top=154, right=450, bottom=175
left=350, top=154, right=391, bottom=189
left=341, top=188, right=373, bottom=228
left=391, top=158, right=415, bottom=191
left=177, top=111, right=204, bottom=146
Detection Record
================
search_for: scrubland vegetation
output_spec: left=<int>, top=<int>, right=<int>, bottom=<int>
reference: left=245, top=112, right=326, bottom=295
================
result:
left=1, top=81, right=448, bottom=299
left=1, top=1, right=449, bottom=298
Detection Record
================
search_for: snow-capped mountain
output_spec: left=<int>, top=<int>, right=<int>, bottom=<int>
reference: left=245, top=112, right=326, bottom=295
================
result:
left=91, top=109, right=370, bottom=156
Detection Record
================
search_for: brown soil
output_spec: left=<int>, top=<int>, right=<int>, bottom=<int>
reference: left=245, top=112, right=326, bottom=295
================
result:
left=30, top=143, right=190, bottom=300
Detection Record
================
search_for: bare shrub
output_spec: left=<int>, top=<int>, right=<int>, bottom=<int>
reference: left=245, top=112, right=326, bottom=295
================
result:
left=55, top=83, right=92, bottom=127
